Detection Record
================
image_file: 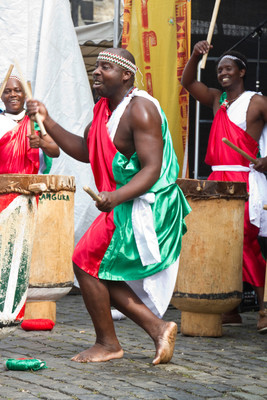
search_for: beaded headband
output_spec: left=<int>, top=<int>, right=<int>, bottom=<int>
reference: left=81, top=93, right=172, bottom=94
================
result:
left=9, top=75, right=21, bottom=81
left=219, top=55, right=246, bottom=69
left=97, top=51, right=137, bottom=75
left=0, top=75, right=22, bottom=93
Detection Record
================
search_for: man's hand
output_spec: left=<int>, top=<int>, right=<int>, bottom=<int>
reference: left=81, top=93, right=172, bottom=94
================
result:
left=96, top=191, right=119, bottom=212
left=192, top=40, right=213, bottom=57
left=26, top=99, right=48, bottom=123
left=27, top=132, right=42, bottom=149
left=254, top=157, right=267, bottom=173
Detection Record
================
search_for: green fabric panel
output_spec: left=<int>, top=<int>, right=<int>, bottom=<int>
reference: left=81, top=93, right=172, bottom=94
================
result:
left=34, top=121, right=52, bottom=174
left=219, top=92, right=227, bottom=105
left=42, top=153, right=53, bottom=174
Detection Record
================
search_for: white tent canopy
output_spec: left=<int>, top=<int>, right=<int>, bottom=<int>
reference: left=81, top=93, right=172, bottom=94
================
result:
left=0, top=0, right=99, bottom=245
left=75, top=16, right=123, bottom=81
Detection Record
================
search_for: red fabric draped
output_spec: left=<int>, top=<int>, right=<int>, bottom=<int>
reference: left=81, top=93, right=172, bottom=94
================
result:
left=87, top=98, right=117, bottom=192
left=0, top=116, right=39, bottom=174
left=73, top=98, right=117, bottom=278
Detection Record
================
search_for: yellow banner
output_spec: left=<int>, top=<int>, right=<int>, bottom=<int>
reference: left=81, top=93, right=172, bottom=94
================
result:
left=122, top=0, right=191, bottom=177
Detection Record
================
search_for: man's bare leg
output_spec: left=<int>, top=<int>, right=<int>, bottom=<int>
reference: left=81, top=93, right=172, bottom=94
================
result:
left=253, top=285, right=267, bottom=333
left=253, top=286, right=265, bottom=311
left=71, top=264, right=123, bottom=363
left=108, top=281, right=178, bottom=365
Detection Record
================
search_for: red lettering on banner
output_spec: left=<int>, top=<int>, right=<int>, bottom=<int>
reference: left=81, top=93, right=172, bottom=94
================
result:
left=175, top=5, right=188, bottom=83
left=141, top=0, right=149, bottom=28
left=121, top=1, right=132, bottom=48
left=142, top=31, right=157, bottom=63
left=145, top=72, right=153, bottom=96
left=175, top=0, right=190, bottom=158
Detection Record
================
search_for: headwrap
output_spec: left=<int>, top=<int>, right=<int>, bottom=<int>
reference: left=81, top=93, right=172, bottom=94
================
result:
left=219, top=55, right=246, bottom=69
left=97, top=51, right=137, bottom=75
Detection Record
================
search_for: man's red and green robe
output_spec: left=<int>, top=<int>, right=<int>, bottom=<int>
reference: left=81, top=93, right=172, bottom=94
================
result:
left=72, top=89, right=191, bottom=316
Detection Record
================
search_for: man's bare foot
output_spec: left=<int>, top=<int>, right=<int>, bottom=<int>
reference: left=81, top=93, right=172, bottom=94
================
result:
left=71, top=343, right=124, bottom=363
left=152, top=321, right=178, bottom=365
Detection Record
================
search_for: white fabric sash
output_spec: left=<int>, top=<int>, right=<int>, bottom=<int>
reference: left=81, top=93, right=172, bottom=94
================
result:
left=132, top=193, right=161, bottom=266
left=212, top=165, right=250, bottom=172
left=107, top=88, right=162, bottom=266
left=249, top=166, right=267, bottom=236
left=212, top=164, right=267, bottom=236
left=0, top=114, right=17, bottom=139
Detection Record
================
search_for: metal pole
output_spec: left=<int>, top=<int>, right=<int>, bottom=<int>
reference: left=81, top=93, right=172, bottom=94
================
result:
left=194, top=62, right=201, bottom=179
left=256, top=31, right=262, bottom=92
left=113, top=0, right=121, bottom=48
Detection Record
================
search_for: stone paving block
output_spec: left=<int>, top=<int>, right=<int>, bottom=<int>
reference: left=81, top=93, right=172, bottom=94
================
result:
left=242, top=385, right=267, bottom=397
left=231, top=392, right=266, bottom=400
left=208, top=398, right=237, bottom=400
left=76, top=396, right=111, bottom=400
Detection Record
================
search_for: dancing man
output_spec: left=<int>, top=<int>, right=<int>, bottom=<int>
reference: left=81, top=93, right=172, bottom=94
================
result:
left=27, top=48, right=191, bottom=363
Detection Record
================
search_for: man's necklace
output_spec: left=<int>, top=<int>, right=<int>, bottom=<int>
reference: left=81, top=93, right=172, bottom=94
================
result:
left=110, top=86, right=136, bottom=114
left=124, top=85, right=135, bottom=98
left=225, top=91, right=244, bottom=109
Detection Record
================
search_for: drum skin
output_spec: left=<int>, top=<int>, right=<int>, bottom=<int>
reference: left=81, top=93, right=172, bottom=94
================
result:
left=171, top=179, right=248, bottom=337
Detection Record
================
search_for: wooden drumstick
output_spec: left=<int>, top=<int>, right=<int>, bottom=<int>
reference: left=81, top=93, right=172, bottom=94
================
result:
left=0, top=64, right=14, bottom=98
left=200, top=0, right=221, bottom=69
left=222, top=138, right=257, bottom=164
left=14, top=59, right=47, bottom=136
left=83, top=186, right=101, bottom=202
left=27, top=81, right=36, bottom=137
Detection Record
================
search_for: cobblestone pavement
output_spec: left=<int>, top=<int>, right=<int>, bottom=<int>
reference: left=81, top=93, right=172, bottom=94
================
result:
left=0, top=294, right=266, bottom=400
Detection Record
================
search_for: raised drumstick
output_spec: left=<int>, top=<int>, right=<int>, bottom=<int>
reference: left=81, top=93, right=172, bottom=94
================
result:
left=200, top=0, right=221, bottom=69
left=14, top=59, right=47, bottom=136
left=222, top=138, right=257, bottom=164
left=83, top=186, right=101, bottom=202
left=27, top=81, right=36, bottom=137
left=0, top=64, right=14, bottom=98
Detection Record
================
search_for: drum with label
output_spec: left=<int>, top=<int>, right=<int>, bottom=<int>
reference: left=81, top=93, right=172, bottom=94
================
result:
left=24, top=175, right=75, bottom=323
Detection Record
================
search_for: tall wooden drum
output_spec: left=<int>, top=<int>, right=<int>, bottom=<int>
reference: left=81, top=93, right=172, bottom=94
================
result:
left=171, top=179, right=248, bottom=337
left=0, top=174, right=38, bottom=337
left=24, top=175, right=75, bottom=323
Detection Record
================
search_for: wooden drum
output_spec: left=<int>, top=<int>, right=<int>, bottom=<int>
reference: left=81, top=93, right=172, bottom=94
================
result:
left=0, top=174, right=38, bottom=337
left=24, top=175, right=75, bottom=323
left=171, top=179, right=248, bottom=337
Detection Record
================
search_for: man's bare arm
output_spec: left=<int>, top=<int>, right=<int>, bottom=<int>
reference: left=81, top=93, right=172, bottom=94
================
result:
left=181, top=40, right=220, bottom=110
left=27, top=99, right=90, bottom=163
left=96, top=99, right=163, bottom=212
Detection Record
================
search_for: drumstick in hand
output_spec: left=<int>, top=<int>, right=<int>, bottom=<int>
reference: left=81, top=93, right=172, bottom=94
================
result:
left=222, top=138, right=257, bottom=164
left=14, top=59, right=47, bottom=136
left=200, top=0, right=221, bottom=69
left=0, top=64, right=14, bottom=98
left=27, top=81, right=36, bottom=137
left=83, top=186, right=101, bottom=202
